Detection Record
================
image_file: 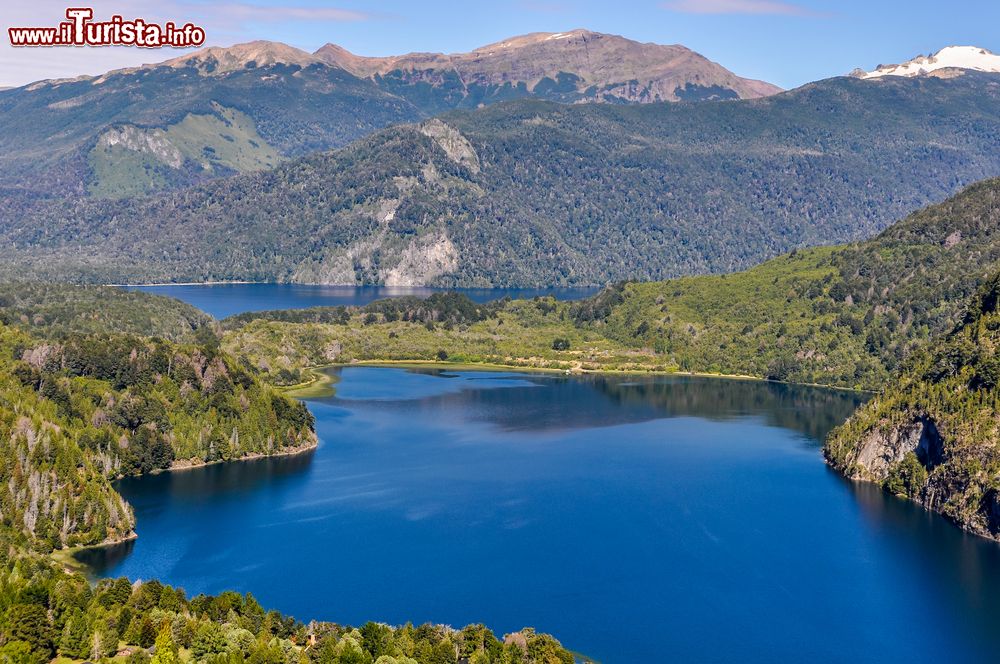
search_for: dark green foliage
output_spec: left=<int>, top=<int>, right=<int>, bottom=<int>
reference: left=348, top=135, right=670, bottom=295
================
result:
left=588, top=178, right=1000, bottom=389
left=551, top=338, right=570, bottom=351
left=0, top=283, right=211, bottom=341
left=7, top=75, right=1000, bottom=285
left=0, top=311, right=314, bottom=551
left=20, top=332, right=313, bottom=476
left=223, top=307, right=352, bottom=329
left=2, top=604, right=54, bottom=663
left=359, top=622, right=393, bottom=659
left=826, top=269, right=1000, bottom=539
left=0, top=551, right=578, bottom=664
left=363, top=293, right=503, bottom=326
left=571, top=284, right=627, bottom=324
left=884, top=453, right=929, bottom=499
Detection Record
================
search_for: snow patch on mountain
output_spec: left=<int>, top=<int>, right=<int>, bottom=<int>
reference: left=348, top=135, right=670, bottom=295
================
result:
left=861, top=46, right=1000, bottom=79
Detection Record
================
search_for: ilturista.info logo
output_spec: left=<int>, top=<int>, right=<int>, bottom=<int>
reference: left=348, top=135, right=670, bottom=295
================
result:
left=8, top=7, right=206, bottom=48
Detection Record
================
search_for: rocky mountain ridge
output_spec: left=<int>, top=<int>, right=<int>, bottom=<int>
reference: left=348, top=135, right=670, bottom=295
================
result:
left=314, top=29, right=781, bottom=104
left=0, top=31, right=780, bottom=199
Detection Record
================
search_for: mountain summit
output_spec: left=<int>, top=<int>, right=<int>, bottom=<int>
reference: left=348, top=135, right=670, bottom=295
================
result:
left=157, top=40, right=322, bottom=74
left=315, top=29, right=781, bottom=103
left=857, top=46, right=1000, bottom=79
left=0, top=31, right=783, bottom=200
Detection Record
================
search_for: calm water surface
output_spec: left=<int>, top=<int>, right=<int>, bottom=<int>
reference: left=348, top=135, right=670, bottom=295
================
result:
left=126, top=283, right=598, bottom=319
left=80, top=369, right=1000, bottom=663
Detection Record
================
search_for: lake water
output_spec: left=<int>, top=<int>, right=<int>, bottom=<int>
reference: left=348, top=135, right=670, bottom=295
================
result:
left=127, top=284, right=599, bottom=319
left=79, top=368, right=1000, bottom=663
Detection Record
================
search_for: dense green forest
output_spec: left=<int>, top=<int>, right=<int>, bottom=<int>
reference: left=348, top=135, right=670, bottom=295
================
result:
left=219, top=178, right=1000, bottom=391
left=0, top=317, right=314, bottom=549
left=0, top=284, right=211, bottom=341
left=5, top=75, right=1000, bottom=285
left=825, top=271, right=1000, bottom=541
left=590, top=177, right=1000, bottom=388
left=0, top=536, right=575, bottom=664
left=0, top=285, right=577, bottom=662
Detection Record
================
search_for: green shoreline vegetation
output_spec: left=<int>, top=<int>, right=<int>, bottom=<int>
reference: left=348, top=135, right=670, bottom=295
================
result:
left=218, top=178, right=1000, bottom=393
left=0, top=285, right=579, bottom=664
left=3, top=177, right=1000, bottom=661
left=216, top=179, right=1000, bottom=545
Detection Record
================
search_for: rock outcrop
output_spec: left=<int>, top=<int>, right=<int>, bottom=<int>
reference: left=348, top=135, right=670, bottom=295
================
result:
left=825, top=271, right=1000, bottom=541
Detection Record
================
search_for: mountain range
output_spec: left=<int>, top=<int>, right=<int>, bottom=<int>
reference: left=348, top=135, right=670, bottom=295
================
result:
left=0, top=30, right=777, bottom=199
left=3, top=71, right=1000, bottom=286
left=3, top=34, right=1000, bottom=288
left=314, top=29, right=781, bottom=106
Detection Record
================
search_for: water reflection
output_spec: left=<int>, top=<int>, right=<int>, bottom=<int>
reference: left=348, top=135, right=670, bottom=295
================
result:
left=77, top=449, right=316, bottom=572
left=127, top=284, right=598, bottom=319
left=335, top=368, right=866, bottom=443
left=79, top=368, right=1000, bottom=663
left=848, top=475, right=1000, bottom=650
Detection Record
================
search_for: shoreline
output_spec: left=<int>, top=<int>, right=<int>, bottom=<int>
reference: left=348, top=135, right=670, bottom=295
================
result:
left=327, top=359, right=869, bottom=393
left=110, top=280, right=264, bottom=287
left=281, top=368, right=339, bottom=398
left=165, top=436, right=318, bottom=473
left=57, top=438, right=319, bottom=569
left=52, top=531, right=139, bottom=574
left=108, top=281, right=604, bottom=290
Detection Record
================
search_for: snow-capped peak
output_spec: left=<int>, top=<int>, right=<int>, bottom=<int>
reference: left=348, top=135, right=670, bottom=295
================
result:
left=861, top=46, right=1000, bottom=79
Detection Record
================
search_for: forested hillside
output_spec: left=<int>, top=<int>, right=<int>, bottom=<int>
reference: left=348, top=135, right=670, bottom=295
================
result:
left=0, top=284, right=211, bottom=340
left=0, top=31, right=776, bottom=201
left=0, top=55, right=420, bottom=199
left=0, top=284, right=577, bottom=662
left=0, top=327, right=314, bottom=550
left=591, top=177, right=1000, bottom=387
left=825, top=271, right=1000, bottom=541
left=219, top=178, right=1000, bottom=391
left=6, top=74, right=1000, bottom=286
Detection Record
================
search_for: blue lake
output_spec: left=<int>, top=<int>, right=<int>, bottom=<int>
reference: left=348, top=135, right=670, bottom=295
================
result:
left=126, top=283, right=599, bottom=319
left=79, top=368, right=1000, bottom=663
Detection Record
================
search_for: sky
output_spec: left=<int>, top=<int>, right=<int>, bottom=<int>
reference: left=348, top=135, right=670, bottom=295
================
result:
left=2, top=0, right=999, bottom=89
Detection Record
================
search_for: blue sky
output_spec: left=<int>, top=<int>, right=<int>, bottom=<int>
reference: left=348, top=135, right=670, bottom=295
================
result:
left=3, top=0, right=999, bottom=88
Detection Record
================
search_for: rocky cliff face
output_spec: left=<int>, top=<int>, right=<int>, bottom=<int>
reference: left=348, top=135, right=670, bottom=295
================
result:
left=837, top=414, right=943, bottom=482
left=826, top=406, right=1000, bottom=540
left=825, top=271, right=1000, bottom=541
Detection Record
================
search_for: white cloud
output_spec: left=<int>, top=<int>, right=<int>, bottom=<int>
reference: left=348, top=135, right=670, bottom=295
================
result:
left=0, top=1, right=367, bottom=87
left=663, top=0, right=816, bottom=16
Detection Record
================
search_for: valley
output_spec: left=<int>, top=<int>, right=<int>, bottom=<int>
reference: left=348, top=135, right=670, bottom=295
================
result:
left=3, top=12, right=1000, bottom=664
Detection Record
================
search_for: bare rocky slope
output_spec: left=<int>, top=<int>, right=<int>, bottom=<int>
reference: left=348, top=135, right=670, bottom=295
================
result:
left=315, top=29, right=780, bottom=109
